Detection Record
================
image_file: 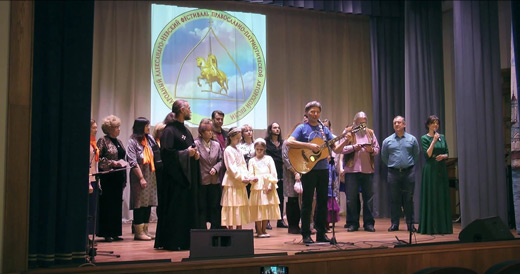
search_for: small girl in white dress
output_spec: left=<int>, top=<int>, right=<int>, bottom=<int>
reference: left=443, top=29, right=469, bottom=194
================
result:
left=248, top=138, right=281, bottom=237
left=221, top=127, right=257, bottom=229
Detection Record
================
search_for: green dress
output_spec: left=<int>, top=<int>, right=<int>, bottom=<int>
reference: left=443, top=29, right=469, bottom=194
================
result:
left=418, top=134, right=453, bottom=235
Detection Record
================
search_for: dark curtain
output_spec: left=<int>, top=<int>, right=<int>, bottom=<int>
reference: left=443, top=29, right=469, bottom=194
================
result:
left=512, top=0, right=520, bottom=233
left=514, top=2, right=520, bottom=90
left=244, top=0, right=403, bottom=17
left=29, top=1, right=94, bottom=267
left=453, top=1, right=507, bottom=228
left=404, top=1, right=445, bottom=220
left=370, top=13, right=405, bottom=218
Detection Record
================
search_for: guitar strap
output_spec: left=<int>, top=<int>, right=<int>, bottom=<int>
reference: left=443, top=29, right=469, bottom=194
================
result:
left=318, top=124, right=329, bottom=148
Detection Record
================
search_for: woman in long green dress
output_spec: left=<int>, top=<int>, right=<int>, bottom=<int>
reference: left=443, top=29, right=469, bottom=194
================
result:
left=418, top=115, right=453, bottom=235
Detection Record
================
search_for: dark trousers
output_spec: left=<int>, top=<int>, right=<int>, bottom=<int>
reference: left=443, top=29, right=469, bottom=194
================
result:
left=388, top=167, right=415, bottom=226
left=301, top=169, right=329, bottom=237
left=198, top=184, right=222, bottom=229
left=286, top=197, right=301, bottom=228
left=277, top=179, right=284, bottom=220
left=97, top=173, right=124, bottom=238
left=345, top=173, right=375, bottom=228
left=133, top=206, right=151, bottom=225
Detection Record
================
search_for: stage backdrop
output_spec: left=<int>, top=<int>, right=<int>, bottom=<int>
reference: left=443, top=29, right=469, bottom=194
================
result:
left=150, top=5, right=268, bottom=129
left=91, top=1, right=373, bottom=221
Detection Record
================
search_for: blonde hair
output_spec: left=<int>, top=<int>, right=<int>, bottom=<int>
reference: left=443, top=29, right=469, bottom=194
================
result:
left=153, top=122, right=166, bottom=141
left=101, top=115, right=121, bottom=134
left=241, top=124, right=254, bottom=142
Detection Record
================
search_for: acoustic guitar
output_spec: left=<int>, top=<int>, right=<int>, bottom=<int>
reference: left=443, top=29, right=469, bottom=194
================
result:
left=288, top=123, right=366, bottom=174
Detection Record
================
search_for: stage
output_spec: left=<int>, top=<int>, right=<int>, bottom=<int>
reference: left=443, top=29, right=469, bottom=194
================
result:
left=90, top=218, right=467, bottom=264
left=27, top=218, right=520, bottom=273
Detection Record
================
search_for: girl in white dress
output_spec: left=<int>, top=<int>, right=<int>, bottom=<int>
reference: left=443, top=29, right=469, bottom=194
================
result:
left=221, top=127, right=257, bottom=229
left=248, top=138, right=281, bottom=237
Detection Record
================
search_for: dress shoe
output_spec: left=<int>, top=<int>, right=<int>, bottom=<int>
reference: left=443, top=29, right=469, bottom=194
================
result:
left=343, top=224, right=349, bottom=228
left=346, top=225, right=358, bottom=232
left=277, top=220, right=288, bottom=228
left=112, top=236, right=124, bottom=241
left=103, top=237, right=112, bottom=242
left=388, top=224, right=399, bottom=232
left=302, top=236, right=314, bottom=244
left=407, top=224, right=417, bottom=232
left=316, top=234, right=331, bottom=242
left=266, top=221, right=272, bottom=230
left=364, top=225, right=376, bottom=232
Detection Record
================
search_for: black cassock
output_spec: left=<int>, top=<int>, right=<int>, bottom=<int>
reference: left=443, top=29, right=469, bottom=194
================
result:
left=154, top=120, right=200, bottom=250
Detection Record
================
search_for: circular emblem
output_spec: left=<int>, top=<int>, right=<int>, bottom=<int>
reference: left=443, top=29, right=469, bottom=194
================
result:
left=152, top=9, right=266, bottom=126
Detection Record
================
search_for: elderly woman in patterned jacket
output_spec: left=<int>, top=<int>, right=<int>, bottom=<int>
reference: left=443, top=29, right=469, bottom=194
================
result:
left=97, top=115, right=127, bottom=242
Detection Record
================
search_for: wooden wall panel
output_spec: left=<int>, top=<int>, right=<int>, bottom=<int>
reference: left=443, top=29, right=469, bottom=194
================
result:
left=3, top=1, right=33, bottom=273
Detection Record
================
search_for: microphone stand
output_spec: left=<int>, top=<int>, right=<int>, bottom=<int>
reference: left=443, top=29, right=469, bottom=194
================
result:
left=394, top=229, right=414, bottom=246
left=409, top=227, right=413, bottom=245
left=317, top=124, right=353, bottom=248
left=328, top=165, right=353, bottom=247
left=329, top=202, right=338, bottom=245
left=84, top=167, right=129, bottom=264
left=326, top=156, right=353, bottom=247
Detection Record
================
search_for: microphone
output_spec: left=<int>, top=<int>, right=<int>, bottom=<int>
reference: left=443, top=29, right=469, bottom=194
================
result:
left=434, top=131, right=441, bottom=142
left=191, top=143, right=198, bottom=157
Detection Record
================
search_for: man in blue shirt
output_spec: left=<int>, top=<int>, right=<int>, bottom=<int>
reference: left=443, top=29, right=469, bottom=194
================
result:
left=287, top=101, right=344, bottom=244
left=381, top=116, right=420, bottom=232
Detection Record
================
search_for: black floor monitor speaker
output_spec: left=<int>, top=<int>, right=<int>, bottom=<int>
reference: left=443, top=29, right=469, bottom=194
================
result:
left=458, top=216, right=514, bottom=243
left=189, top=229, right=254, bottom=259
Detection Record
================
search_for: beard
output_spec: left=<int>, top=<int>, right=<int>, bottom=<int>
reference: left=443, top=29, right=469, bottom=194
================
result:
left=184, top=113, right=191, bottom=121
left=357, top=127, right=366, bottom=137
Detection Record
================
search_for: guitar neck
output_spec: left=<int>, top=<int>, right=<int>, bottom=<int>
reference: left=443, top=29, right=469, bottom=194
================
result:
left=320, top=132, right=347, bottom=149
left=322, top=125, right=363, bottom=148
left=328, top=134, right=346, bottom=146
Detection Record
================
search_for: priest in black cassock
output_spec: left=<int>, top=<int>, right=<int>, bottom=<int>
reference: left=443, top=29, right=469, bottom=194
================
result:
left=154, top=100, right=201, bottom=251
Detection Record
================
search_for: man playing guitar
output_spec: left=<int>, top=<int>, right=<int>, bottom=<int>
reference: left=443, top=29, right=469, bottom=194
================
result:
left=286, top=101, right=348, bottom=244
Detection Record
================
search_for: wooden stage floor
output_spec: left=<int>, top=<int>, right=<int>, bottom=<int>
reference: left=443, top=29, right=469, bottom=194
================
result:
left=90, top=218, right=497, bottom=265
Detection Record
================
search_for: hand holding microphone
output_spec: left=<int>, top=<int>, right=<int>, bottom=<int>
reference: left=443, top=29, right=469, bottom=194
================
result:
left=188, top=143, right=199, bottom=158
left=434, top=131, right=441, bottom=142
